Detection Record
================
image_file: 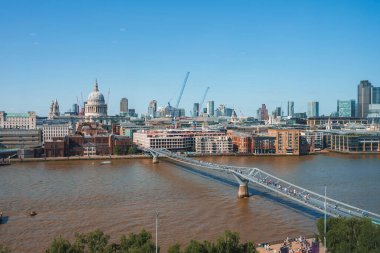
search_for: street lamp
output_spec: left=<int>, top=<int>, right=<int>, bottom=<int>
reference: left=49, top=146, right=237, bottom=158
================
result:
left=324, top=185, right=327, bottom=253
left=155, top=211, right=159, bottom=253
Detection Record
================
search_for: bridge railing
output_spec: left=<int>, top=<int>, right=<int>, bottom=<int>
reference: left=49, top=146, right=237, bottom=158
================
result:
left=149, top=148, right=380, bottom=223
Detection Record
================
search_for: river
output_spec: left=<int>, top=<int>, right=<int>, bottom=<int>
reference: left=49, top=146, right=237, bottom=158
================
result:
left=0, top=153, right=379, bottom=252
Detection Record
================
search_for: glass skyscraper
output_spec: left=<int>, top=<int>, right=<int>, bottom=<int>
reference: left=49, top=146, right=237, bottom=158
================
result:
left=287, top=101, right=294, bottom=117
left=371, top=87, right=380, bottom=104
left=337, top=99, right=356, bottom=117
left=357, top=80, right=372, bottom=118
left=307, top=101, right=319, bottom=118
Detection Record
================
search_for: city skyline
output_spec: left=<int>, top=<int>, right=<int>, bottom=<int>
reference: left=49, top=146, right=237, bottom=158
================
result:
left=1, top=1, right=380, bottom=116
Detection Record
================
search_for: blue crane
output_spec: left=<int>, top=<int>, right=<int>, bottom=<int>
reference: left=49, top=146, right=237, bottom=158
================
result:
left=175, top=72, right=190, bottom=109
left=199, top=86, right=210, bottom=116
left=167, top=72, right=190, bottom=126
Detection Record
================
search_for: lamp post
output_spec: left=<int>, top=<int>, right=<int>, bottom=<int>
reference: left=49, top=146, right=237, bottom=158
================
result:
left=155, top=211, right=159, bottom=253
left=324, top=185, right=327, bottom=253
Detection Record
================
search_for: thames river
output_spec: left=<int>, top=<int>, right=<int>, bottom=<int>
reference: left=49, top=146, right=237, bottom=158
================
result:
left=0, top=153, right=379, bottom=252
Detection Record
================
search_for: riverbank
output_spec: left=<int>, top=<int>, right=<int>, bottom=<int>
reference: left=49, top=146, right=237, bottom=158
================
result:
left=10, top=154, right=151, bottom=163
left=256, top=237, right=322, bottom=253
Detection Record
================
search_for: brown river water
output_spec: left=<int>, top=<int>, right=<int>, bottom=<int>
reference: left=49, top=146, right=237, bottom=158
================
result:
left=0, top=153, right=379, bottom=252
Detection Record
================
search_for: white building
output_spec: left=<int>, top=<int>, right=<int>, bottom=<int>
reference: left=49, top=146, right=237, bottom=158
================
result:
left=41, top=123, right=71, bottom=143
left=85, top=80, right=108, bottom=120
left=133, top=129, right=228, bottom=151
left=195, top=136, right=233, bottom=154
left=133, top=130, right=194, bottom=150
left=0, top=111, right=36, bottom=129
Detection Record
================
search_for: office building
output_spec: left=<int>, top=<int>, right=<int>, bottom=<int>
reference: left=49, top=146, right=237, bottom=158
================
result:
left=273, top=107, right=282, bottom=117
left=268, top=129, right=301, bottom=155
left=41, top=123, right=71, bottom=143
left=307, top=101, right=319, bottom=118
left=256, top=104, right=268, bottom=121
left=372, top=86, right=380, bottom=104
left=287, top=101, right=294, bottom=117
left=193, top=103, right=200, bottom=117
left=120, top=97, right=128, bottom=115
left=207, top=101, right=215, bottom=116
left=256, top=108, right=262, bottom=121
left=368, top=104, right=380, bottom=118
left=0, top=129, right=42, bottom=158
left=0, top=111, right=36, bottom=129
left=325, top=130, right=380, bottom=153
left=357, top=80, right=372, bottom=118
left=195, top=135, right=233, bottom=154
left=148, top=100, right=157, bottom=118
left=337, top=100, right=356, bottom=117
left=72, top=104, right=79, bottom=115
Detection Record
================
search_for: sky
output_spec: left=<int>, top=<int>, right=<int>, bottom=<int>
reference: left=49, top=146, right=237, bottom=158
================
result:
left=0, top=0, right=380, bottom=117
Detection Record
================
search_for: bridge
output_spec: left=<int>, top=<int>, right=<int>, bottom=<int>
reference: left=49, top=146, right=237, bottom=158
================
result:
left=0, top=149, right=18, bottom=165
left=142, top=147, right=380, bottom=224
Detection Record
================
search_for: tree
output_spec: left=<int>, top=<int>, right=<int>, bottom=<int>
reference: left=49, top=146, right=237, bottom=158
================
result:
left=0, top=245, right=11, bottom=253
left=45, top=237, right=82, bottom=253
left=127, top=146, right=137, bottom=155
left=317, top=217, right=380, bottom=253
left=119, top=229, right=157, bottom=253
left=167, top=243, right=181, bottom=253
left=171, top=230, right=257, bottom=253
left=114, top=146, right=122, bottom=156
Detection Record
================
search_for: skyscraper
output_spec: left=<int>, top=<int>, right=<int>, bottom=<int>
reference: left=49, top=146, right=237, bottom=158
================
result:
left=193, top=103, right=200, bottom=117
left=287, top=101, right=294, bottom=117
left=307, top=101, right=319, bottom=118
left=337, top=100, right=356, bottom=117
left=260, top=104, right=268, bottom=120
left=371, top=86, right=380, bottom=104
left=273, top=107, right=282, bottom=117
left=148, top=100, right=157, bottom=118
left=357, top=80, right=372, bottom=118
left=207, top=101, right=215, bottom=116
left=120, top=97, right=128, bottom=115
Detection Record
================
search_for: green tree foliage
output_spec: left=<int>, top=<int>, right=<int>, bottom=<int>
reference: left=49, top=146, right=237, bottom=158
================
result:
left=114, top=146, right=122, bottom=155
left=170, top=230, right=257, bottom=253
left=127, top=146, right=137, bottom=155
left=317, top=217, right=380, bottom=253
left=0, top=245, right=11, bottom=253
left=167, top=243, right=181, bottom=253
left=44, top=237, right=82, bottom=253
left=44, top=229, right=156, bottom=253
left=119, top=229, right=157, bottom=253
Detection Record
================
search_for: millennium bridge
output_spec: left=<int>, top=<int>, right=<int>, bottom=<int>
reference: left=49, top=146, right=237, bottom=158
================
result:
left=141, top=147, right=380, bottom=224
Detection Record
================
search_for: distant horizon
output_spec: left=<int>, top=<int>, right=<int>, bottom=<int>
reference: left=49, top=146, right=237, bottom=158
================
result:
left=1, top=1, right=379, bottom=116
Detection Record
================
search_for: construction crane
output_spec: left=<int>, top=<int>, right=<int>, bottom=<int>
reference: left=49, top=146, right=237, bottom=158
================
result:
left=175, top=72, right=190, bottom=109
left=199, top=86, right=210, bottom=115
left=168, top=72, right=190, bottom=127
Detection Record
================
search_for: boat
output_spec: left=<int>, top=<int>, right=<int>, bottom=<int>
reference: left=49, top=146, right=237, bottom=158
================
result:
left=100, top=161, right=111, bottom=165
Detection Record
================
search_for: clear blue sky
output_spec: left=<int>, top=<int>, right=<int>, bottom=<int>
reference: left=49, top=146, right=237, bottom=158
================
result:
left=1, top=0, right=379, bottom=116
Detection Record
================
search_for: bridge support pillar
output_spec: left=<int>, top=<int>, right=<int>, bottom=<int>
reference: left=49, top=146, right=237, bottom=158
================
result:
left=152, top=155, right=159, bottom=164
left=238, top=183, right=249, bottom=198
left=233, top=174, right=249, bottom=198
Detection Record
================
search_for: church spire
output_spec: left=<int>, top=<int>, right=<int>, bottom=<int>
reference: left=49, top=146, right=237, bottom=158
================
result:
left=94, top=79, right=99, bottom=92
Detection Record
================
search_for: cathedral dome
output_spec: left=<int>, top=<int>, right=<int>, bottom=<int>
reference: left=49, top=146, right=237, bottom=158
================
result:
left=84, top=80, right=108, bottom=118
left=87, top=81, right=105, bottom=105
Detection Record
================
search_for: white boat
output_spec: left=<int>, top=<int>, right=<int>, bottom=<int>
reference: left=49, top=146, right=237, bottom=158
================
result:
left=100, top=161, right=111, bottom=165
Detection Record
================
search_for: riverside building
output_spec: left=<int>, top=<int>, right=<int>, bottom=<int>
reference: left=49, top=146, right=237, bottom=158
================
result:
left=40, top=123, right=71, bottom=144
left=0, top=111, right=36, bottom=129
left=133, top=129, right=228, bottom=152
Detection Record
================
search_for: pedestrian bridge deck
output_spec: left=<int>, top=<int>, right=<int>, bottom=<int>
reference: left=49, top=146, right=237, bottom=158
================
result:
left=143, top=148, right=380, bottom=224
